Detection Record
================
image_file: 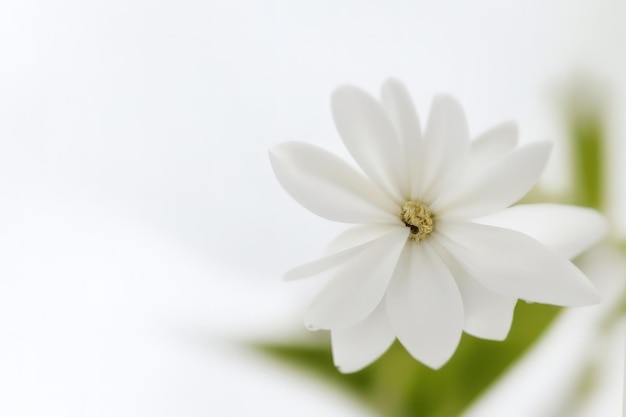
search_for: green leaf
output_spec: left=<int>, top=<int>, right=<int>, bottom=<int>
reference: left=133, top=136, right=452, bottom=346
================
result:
left=256, top=302, right=559, bottom=417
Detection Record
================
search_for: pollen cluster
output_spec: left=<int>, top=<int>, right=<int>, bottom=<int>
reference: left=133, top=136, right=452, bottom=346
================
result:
left=400, top=201, right=435, bottom=243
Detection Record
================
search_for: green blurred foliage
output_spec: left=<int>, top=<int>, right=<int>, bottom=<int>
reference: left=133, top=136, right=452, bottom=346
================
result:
left=571, top=119, right=604, bottom=209
left=259, top=302, right=559, bottom=417
left=566, top=97, right=606, bottom=211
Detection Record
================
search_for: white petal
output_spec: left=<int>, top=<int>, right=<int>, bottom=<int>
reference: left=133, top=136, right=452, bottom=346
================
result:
left=332, top=85, right=409, bottom=201
left=324, top=224, right=402, bottom=254
left=304, top=228, right=409, bottom=330
left=284, top=225, right=401, bottom=281
left=474, top=204, right=607, bottom=260
left=380, top=79, right=423, bottom=196
left=269, top=142, right=398, bottom=223
left=437, top=221, right=600, bottom=306
left=431, top=239, right=517, bottom=340
left=330, top=302, right=395, bottom=373
left=386, top=242, right=464, bottom=369
left=468, top=121, right=518, bottom=177
left=419, top=95, right=470, bottom=203
left=435, top=141, right=552, bottom=219
left=438, top=122, right=519, bottom=208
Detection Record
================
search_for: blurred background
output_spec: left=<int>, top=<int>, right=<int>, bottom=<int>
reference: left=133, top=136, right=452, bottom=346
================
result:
left=0, top=0, right=625, bottom=415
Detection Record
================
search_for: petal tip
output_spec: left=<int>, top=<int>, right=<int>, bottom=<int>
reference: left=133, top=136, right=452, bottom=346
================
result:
left=333, top=362, right=361, bottom=374
left=268, top=141, right=299, bottom=162
left=267, top=144, right=280, bottom=160
left=381, top=77, right=407, bottom=91
left=466, top=327, right=510, bottom=342
left=331, top=84, right=363, bottom=105
left=501, top=120, right=519, bottom=132
left=418, top=351, right=453, bottom=370
left=472, top=120, right=519, bottom=150
left=431, top=93, right=463, bottom=108
left=282, top=270, right=297, bottom=281
left=489, top=333, right=509, bottom=342
left=530, top=139, right=554, bottom=155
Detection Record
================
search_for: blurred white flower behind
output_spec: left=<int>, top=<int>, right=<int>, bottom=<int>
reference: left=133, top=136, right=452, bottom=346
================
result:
left=463, top=245, right=626, bottom=417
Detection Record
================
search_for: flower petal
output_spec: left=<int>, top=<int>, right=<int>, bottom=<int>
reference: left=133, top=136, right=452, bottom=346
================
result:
left=284, top=225, right=401, bottom=281
left=269, top=141, right=399, bottom=223
left=435, top=141, right=552, bottom=219
left=467, top=121, right=518, bottom=177
left=431, top=239, right=517, bottom=340
left=330, top=301, right=395, bottom=373
left=437, top=221, right=600, bottom=306
left=380, top=79, right=423, bottom=196
left=419, top=95, right=470, bottom=203
left=386, top=242, right=464, bottom=369
left=332, top=85, right=409, bottom=201
left=325, top=224, right=402, bottom=254
left=304, top=228, right=409, bottom=330
left=474, top=204, right=607, bottom=260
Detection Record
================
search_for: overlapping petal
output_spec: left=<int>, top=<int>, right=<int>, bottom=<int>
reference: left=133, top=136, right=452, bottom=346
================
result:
left=437, top=221, right=600, bottom=306
left=467, top=121, right=518, bottom=178
left=325, top=224, right=403, bottom=254
left=419, top=95, right=470, bottom=203
left=332, top=86, right=409, bottom=201
left=474, top=204, right=608, bottom=260
left=434, top=141, right=552, bottom=218
left=431, top=239, right=517, bottom=340
left=303, top=228, right=409, bottom=330
left=386, top=242, right=464, bottom=369
left=269, top=141, right=398, bottom=223
left=284, top=224, right=401, bottom=281
left=380, top=79, right=423, bottom=196
left=330, top=301, right=396, bottom=373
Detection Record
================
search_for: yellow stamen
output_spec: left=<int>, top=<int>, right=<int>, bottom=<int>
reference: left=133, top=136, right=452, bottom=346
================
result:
left=400, top=201, right=434, bottom=242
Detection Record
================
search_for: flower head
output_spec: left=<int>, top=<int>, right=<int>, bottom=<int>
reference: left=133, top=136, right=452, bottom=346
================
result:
left=269, top=79, right=606, bottom=373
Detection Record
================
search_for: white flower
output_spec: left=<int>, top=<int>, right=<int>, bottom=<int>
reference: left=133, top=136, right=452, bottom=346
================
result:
left=269, top=79, right=606, bottom=373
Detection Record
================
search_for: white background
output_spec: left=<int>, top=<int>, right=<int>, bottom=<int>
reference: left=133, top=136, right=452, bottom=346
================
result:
left=0, top=0, right=624, bottom=415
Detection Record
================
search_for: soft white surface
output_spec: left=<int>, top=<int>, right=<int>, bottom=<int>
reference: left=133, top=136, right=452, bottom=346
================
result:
left=0, top=174, right=376, bottom=416
left=0, top=0, right=625, bottom=415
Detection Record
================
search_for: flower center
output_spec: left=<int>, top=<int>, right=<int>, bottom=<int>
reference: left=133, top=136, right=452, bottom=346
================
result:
left=400, top=201, right=434, bottom=242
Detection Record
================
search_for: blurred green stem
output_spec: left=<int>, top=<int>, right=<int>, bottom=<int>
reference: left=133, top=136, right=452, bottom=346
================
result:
left=571, top=117, right=604, bottom=210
